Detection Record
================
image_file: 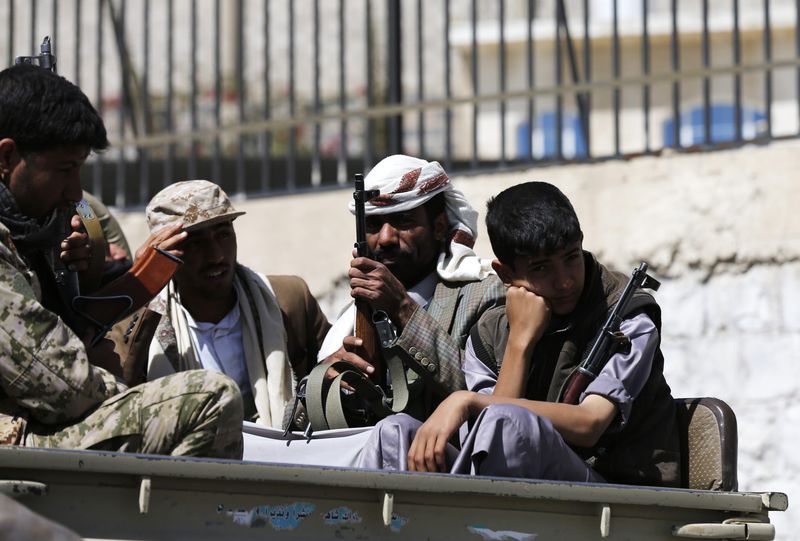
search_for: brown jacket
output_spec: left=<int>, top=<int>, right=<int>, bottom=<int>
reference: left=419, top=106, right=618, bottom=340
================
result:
left=113, top=274, right=330, bottom=387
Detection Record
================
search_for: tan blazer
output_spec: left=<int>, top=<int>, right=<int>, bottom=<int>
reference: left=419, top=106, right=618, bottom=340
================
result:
left=113, top=274, right=330, bottom=387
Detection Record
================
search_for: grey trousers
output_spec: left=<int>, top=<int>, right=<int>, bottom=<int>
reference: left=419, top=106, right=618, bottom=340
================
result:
left=357, top=404, right=605, bottom=483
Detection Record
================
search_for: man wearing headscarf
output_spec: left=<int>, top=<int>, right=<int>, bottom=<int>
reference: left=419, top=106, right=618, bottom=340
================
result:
left=236, top=155, right=502, bottom=466
left=310, top=154, right=505, bottom=423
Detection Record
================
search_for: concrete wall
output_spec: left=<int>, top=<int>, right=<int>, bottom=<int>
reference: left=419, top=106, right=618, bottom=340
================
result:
left=116, top=139, right=799, bottom=538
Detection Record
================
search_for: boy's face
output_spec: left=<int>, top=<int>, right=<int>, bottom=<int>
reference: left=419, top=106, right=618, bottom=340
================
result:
left=495, top=241, right=586, bottom=316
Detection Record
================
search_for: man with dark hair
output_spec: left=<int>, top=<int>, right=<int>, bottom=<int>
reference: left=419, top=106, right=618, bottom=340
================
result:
left=358, top=181, right=680, bottom=487
left=0, top=64, right=244, bottom=458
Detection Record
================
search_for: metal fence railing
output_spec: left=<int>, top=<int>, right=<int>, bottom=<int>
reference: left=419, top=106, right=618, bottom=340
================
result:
left=2, top=0, right=799, bottom=209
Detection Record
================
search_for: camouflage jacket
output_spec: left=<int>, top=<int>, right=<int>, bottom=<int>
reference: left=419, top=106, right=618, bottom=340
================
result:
left=0, top=222, right=125, bottom=445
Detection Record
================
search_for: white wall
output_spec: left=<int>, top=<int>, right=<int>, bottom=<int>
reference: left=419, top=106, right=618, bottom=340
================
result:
left=116, top=139, right=799, bottom=538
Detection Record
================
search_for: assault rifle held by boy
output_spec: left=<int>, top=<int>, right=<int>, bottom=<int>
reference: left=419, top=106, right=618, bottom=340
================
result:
left=560, top=262, right=661, bottom=405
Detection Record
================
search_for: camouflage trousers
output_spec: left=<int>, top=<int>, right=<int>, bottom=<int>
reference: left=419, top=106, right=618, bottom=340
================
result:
left=26, top=370, right=243, bottom=459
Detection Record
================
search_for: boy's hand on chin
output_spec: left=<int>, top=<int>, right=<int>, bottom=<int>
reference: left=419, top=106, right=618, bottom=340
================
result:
left=505, top=285, right=551, bottom=352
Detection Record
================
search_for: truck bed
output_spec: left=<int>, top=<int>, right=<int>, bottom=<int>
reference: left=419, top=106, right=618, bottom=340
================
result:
left=0, top=446, right=788, bottom=540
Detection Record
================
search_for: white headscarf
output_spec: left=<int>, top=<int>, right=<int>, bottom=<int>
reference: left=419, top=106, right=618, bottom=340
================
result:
left=347, top=154, right=493, bottom=282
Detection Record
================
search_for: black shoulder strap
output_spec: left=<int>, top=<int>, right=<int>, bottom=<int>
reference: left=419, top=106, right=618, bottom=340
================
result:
left=469, top=316, right=500, bottom=376
left=623, top=290, right=661, bottom=329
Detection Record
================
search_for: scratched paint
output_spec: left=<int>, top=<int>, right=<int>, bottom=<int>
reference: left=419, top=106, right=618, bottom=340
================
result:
left=223, top=502, right=315, bottom=530
left=322, top=506, right=362, bottom=525
left=390, top=513, right=408, bottom=533
left=467, top=525, right=537, bottom=541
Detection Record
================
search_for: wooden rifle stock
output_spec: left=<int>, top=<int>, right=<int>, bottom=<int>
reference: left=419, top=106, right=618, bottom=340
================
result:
left=560, top=368, right=594, bottom=405
left=72, top=245, right=182, bottom=340
left=355, top=300, right=387, bottom=387
left=353, top=173, right=386, bottom=387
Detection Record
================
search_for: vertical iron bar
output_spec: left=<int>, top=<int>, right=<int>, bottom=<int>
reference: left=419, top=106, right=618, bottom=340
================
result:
left=30, top=0, right=35, bottom=53
left=364, top=0, right=373, bottom=170
left=51, top=0, right=57, bottom=60
left=796, top=0, right=800, bottom=134
left=642, top=0, right=650, bottom=152
left=763, top=0, right=772, bottom=137
left=7, top=0, right=13, bottom=66
left=338, top=0, right=347, bottom=184
left=165, top=0, right=174, bottom=188
left=526, top=0, right=534, bottom=162
left=612, top=0, right=620, bottom=156
left=470, top=0, right=478, bottom=169
left=115, top=0, right=126, bottom=208
left=287, top=0, right=296, bottom=190
left=74, top=0, right=80, bottom=85
left=311, top=0, right=321, bottom=186
left=670, top=0, right=680, bottom=148
left=555, top=1, right=563, bottom=160
left=702, top=0, right=710, bottom=145
left=582, top=0, right=591, bottom=157
left=235, top=0, right=245, bottom=194
left=387, top=0, right=403, bottom=155
left=261, top=0, right=272, bottom=191
left=140, top=0, right=150, bottom=207
left=212, top=0, right=221, bottom=183
left=188, top=0, right=197, bottom=178
left=261, top=0, right=271, bottom=191
left=6, top=0, right=14, bottom=66
left=444, top=0, right=452, bottom=169
left=499, top=0, right=506, bottom=166
left=416, top=0, right=425, bottom=156
left=557, top=0, right=589, bottom=159
left=93, top=0, right=103, bottom=198
left=733, top=0, right=742, bottom=141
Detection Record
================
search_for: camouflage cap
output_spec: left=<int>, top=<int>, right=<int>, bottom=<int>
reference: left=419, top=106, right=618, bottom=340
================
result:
left=146, top=180, right=245, bottom=233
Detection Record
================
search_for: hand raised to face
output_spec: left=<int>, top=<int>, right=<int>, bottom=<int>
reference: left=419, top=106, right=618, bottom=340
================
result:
left=59, top=213, right=92, bottom=272
left=348, top=255, right=418, bottom=330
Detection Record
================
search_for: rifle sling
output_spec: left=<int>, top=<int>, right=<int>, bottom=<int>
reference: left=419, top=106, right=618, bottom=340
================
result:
left=75, top=199, right=107, bottom=294
left=304, top=346, right=410, bottom=432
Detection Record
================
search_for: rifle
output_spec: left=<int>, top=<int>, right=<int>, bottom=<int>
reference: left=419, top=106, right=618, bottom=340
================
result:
left=14, top=35, right=57, bottom=72
left=353, top=173, right=387, bottom=387
left=13, top=37, right=183, bottom=345
left=560, top=262, right=661, bottom=405
left=73, top=244, right=182, bottom=345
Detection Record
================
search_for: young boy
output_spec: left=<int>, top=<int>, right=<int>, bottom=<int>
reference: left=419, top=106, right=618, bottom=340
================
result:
left=357, top=181, right=680, bottom=487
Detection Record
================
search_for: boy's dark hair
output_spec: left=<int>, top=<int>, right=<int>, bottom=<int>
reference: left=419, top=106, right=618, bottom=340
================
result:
left=0, top=64, right=109, bottom=154
left=486, top=181, right=583, bottom=266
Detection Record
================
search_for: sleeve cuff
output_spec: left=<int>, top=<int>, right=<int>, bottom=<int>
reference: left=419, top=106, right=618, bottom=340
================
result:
left=581, top=372, right=633, bottom=431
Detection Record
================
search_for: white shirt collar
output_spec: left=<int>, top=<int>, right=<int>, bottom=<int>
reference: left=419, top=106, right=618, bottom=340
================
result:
left=407, top=271, right=438, bottom=308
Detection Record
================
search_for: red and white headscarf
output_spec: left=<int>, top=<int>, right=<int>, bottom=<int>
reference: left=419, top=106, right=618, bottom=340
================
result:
left=347, top=154, right=493, bottom=282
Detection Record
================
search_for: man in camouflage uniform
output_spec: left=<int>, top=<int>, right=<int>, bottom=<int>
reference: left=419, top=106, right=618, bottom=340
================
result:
left=0, top=64, right=243, bottom=458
